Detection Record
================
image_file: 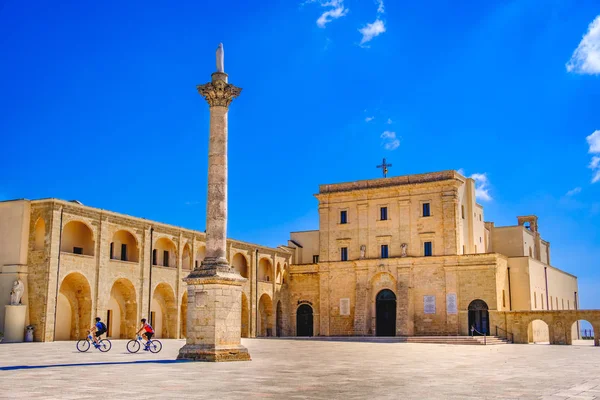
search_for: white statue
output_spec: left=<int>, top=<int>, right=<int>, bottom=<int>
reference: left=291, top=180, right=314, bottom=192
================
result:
left=400, top=243, right=408, bottom=258
left=10, top=279, right=24, bottom=305
left=216, top=43, right=224, bottom=73
left=360, top=245, right=366, bottom=259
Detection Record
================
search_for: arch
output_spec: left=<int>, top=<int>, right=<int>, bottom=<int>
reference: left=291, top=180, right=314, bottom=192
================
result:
left=258, top=293, right=273, bottom=337
left=182, top=243, right=192, bottom=270
left=468, top=299, right=489, bottom=335
left=258, top=258, right=273, bottom=282
left=241, top=292, right=250, bottom=338
left=275, top=263, right=282, bottom=284
left=296, top=304, right=313, bottom=337
left=571, top=320, right=594, bottom=346
left=107, top=278, right=137, bottom=339
left=34, top=218, right=45, bottom=250
left=376, top=289, right=396, bottom=336
left=153, top=237, right=177, bottom=267
left=56, top=272, right=92, bottom=340
left=527, top=319, right=549, bottom=344
left=61, top=220, right=95, bottom=256
left=151, top=282, right=177, bottom=338
left=232, top=253, right=249, bottom=278
left=111, top=230, right=139, bottom=262
left=196, top=245, right=206, bottom=269
left=180, top=291, right=188, bottom=339
left=276, top=301, right=283, bottom=337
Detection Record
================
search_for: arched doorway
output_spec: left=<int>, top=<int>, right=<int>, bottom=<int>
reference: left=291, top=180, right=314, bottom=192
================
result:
left=241, top=293, right=249, bottom=338
left=527, top=319, right=549, bottom=344
left=376, top=289, right=396, bottom=336
left=276, top=301, right=283, bottom=337
left=296, top=304, right=313, bottom=337
left=571, top=320, right=594, bottom=346
left=107, top=278, right=137, bottom=339
left=258, top=294, right=273, bottom=337
left=468, top=299, right=489, bottom=335
left=232, top=253, right=249, bottom=278
left=151, top=283, right=177, bottom=338
left=56, top=272, right=92, bottom=340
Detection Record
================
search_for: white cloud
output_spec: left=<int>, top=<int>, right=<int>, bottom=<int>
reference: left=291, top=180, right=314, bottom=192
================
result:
left=365, top=116, right=374, bottom=122
left=376, top=0, right=384, bottom=14
left=386, top=118, right=392, bottom=124
left=566, top=187, right=582, bottom=196
left=587, top=130, right=600, bottom=183
left=380, top=131, right=399, bottom=150
left=587, top=130, right=600, bottom=153
left=359, top=19, right=386, bottom=45
left=566, top=15, right=600, bottom=75
left=313, top=0, right=348, bottom=28
left=460, top=171, right=492, bottom=201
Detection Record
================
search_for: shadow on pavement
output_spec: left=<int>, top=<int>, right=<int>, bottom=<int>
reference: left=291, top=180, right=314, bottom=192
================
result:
left=0, top=359, right=190, bottom=371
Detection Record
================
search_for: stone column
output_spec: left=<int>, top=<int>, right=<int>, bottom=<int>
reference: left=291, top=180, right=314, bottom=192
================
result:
left=177, top=45, right=250, bottom=362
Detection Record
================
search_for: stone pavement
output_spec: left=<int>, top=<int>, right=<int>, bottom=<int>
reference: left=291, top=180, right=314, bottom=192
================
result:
left=0, top=338, right=599, bottom=399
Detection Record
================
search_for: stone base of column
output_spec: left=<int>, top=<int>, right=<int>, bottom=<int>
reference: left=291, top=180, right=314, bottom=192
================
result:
left=177, top=263, right=251, bottom=362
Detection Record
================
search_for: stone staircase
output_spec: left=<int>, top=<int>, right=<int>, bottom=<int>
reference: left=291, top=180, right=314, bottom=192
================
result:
left=405, top=335, right=511, bottom=345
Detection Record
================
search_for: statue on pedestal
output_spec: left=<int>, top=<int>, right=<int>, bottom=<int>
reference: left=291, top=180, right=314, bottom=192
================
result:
left=10, top=280, right=24, bottom=305
left=400, top=243, right=408, bottom=258
left=360, top=245, right=366, bottom=259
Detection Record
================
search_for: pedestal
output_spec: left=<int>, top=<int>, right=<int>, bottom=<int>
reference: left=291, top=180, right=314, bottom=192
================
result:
left=4, top=305, right=27, bottom=343
left=177, top=269, right=250, bottom=362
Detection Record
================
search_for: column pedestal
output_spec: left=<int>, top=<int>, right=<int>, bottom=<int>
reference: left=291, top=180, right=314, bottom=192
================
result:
left=4, top=305, right=27, bottom=343
left=177, top=267, right=250, bottom=362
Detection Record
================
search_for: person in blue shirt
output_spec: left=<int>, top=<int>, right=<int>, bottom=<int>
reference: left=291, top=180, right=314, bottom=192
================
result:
left=89, top=317, right=107, bottom=346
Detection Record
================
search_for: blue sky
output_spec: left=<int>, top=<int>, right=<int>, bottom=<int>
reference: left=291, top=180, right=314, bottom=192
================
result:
left=1, top=1, right=599, bottom=310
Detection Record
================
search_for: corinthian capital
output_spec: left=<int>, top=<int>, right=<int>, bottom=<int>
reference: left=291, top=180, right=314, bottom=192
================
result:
left=197, top=79, right=242, bottom=108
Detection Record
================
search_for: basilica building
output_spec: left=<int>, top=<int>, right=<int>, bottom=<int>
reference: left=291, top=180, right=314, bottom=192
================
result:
left=0, top=170, right=589, bottom=343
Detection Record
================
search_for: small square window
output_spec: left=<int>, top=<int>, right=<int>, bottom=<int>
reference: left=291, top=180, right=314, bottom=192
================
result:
left=424, top=242, right=432, bottom=257
left=73, top=247, right=83, bottom=255
left=381, top=244, right=389, bottom=258
left=340, top=210, right=347, bottom=224
left=380, top=207, right=388, bottom=221
left=422, top=203, right=431, bottom=217
left=313, top=255, right=319, bottom=263
left=340, top=247, right=348, bottom=261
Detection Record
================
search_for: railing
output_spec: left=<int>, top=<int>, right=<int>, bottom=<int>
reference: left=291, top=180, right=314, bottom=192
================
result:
left=581, top=329, right=595, bottom=340
left=470, top=325, right=486, bottom=345
left=495, top=326, right=514, bottom=343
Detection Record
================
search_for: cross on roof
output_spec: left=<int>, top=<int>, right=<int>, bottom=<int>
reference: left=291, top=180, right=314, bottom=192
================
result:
left=376, top=158, right=392, bottom=178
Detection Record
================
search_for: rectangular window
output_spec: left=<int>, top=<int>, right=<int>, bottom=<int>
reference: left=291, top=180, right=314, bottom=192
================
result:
left=502, top=290, right=506, bottom=308
left=461, top=205, right=465, bottom=219
left=541, top=294, right=544, bottom=310
left=313, top=255, right=319, bottom=263
left=381, top=245, right=389, bottom=258
left=462, top=245, right=466, bottom=254
left=340, top=247, right=348, bottom=261
left=422, top=203, right=431, bottom=217
left=110, top=243, right=114, bottom=259
left=163, top=250, right=169, bottom=267
left=73, top=247, right=83, bottom=255
left=424, top=241, right=432, bottom=257
left=195, top=260, right=199, bottom=269
left=340, top=210, right=347, bottom=224
left=556, top=297, right=559, bottom=310
left=380, top=207, right=388, bottom=221
left=534, top=292, right=537, bottom=308
left=562, top=299, right=564, bottom=310
left=152, top=249, right=157, bottom=265
left=106, top=309, right=113, bottom=337
left=480, top=237, right=482, bottom=243
left=567, top=300, right=570, bottom=309
left=550, top=296, right=553, bottom=310
left=479, top=214, right=482, bottom=221
left=121, top=244, right=127, bottom=261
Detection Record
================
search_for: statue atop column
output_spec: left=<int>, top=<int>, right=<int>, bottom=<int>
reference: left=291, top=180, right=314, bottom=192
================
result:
left=10, top=280, right=24, bottom=305
left=216, top=43, right=224, bottom=73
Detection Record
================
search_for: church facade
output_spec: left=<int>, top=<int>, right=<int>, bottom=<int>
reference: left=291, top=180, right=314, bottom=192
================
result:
left=0, top=170, right=592, bottom=343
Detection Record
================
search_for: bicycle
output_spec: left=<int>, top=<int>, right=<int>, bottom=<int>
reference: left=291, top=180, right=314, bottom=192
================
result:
left=76, top=330, right=112, bottom=352
left=126, top=335, right=162, bottom=353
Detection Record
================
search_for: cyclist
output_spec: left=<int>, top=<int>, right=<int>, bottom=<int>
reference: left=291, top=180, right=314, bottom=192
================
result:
left=136, top=318, right=155, bottom=351
left=90, top=317, right=107, bottom=346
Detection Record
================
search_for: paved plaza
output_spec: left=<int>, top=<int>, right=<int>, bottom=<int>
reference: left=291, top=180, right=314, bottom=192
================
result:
left=0, top=338, right=599, bottom=399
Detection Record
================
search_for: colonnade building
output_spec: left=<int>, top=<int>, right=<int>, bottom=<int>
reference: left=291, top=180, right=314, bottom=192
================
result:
left=1, top=170, right=597, bottom=344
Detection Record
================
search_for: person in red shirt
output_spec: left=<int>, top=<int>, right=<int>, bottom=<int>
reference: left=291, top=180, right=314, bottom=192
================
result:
left=136, top=318, right=155, bottom=350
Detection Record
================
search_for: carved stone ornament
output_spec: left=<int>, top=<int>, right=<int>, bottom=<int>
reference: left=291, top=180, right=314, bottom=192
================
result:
left=359, top=245, right=366, bottom=259
left=400, top=243, right=408, bottom=257
left=197, top=80, right=242, bottom=108
left=10, top=279, right=25, bottom=305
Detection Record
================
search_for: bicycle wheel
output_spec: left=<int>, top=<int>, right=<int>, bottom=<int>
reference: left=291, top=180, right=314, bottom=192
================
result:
left=98, top=339, right=112, bottom=352
left=126, top=340, right=140, bottom=353
left=76, top=339, right=90, bottom=352
left=148, top=340, right=162, bottom=353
